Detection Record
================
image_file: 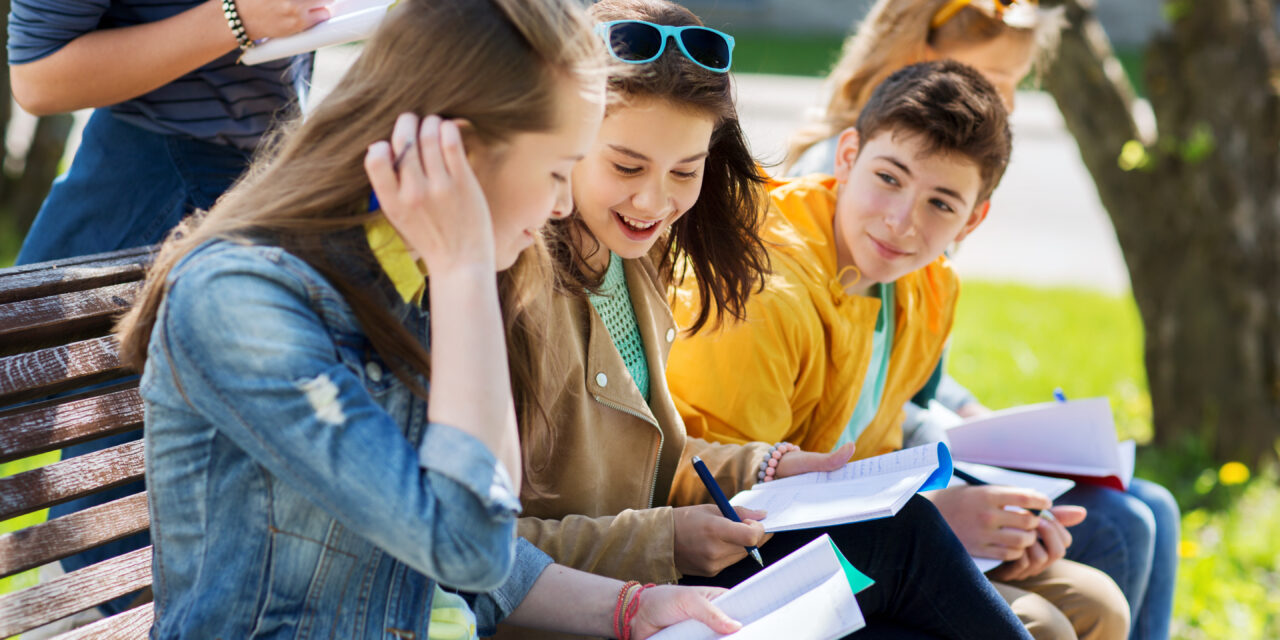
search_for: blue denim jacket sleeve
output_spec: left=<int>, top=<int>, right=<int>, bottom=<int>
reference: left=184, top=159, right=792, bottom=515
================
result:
left=465, top=538, right=555, bottom=636
left=156, top=248, right=521, bottom=591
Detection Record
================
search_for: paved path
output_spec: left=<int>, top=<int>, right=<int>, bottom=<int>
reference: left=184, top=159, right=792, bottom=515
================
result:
left=39, top=47, right=1130, bottom=294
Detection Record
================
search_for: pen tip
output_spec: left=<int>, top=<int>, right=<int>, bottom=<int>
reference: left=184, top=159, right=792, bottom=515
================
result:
left=751, top=549, right=764, bottom=567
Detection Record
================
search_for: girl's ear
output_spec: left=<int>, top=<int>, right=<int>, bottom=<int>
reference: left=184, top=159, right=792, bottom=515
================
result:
left=954, top=200, right=990, bottom=242
left=832, top=127, right=861, bottom=184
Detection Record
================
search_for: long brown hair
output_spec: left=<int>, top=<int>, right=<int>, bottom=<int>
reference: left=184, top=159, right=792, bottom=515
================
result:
left=115, top=0, right=602, bottom=490
left=785, top=0, right=1060, bottom=171
left=545, top=0, right=770, bottom=335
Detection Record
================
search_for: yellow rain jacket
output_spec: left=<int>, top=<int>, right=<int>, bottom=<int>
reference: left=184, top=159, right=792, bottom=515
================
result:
left=667, top=175, right=958, bottom=458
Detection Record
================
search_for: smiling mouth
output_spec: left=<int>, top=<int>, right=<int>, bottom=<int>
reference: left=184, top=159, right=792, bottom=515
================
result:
left=869, top=236, right=911, bottom=258
left=612, top=210, right=664, bottom=240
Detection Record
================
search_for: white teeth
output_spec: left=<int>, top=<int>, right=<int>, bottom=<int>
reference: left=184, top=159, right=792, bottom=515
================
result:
left=618, top=213, right=660, bottom=231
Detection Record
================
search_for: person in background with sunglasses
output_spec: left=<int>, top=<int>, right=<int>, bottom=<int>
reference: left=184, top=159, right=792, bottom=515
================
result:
left=494, top=1, right=1036, bottom=639
left=782, top=2, right=1179, bottom=639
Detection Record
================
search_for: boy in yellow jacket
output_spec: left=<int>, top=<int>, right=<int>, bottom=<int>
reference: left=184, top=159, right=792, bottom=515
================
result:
left=668, top=60, right=1129, bottom=640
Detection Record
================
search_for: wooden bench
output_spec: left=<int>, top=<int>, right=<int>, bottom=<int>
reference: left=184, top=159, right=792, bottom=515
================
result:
left=0, top=246, right=156, bottom=638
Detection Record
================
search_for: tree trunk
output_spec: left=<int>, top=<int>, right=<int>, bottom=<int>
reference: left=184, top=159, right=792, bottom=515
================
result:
left=1042, top=0, right=1280, bottom=464
left=1, top=0, right=76, bottom=239
left=9, top=113, right=75, bottom=233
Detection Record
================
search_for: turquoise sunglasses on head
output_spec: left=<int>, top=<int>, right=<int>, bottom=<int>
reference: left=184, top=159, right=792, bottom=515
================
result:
left=594, top=20, right=735, bottom=73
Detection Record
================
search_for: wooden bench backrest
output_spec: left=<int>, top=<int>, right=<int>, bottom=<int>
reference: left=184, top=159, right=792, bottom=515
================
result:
left=0, top=246, right=156, bottom=638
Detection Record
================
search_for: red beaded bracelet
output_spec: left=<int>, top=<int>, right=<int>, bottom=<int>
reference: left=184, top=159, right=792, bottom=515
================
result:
left=621, top=583, right=656, bottom=640
left=613, top=580, right=640, bottom=639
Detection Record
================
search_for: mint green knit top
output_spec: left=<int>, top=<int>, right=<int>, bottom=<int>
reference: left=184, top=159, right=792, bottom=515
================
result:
left=588, top=253, right=650, bottom=401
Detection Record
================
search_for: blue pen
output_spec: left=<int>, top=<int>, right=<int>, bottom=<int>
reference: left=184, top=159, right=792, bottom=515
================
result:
left=690, top=456, right=764, bottom=567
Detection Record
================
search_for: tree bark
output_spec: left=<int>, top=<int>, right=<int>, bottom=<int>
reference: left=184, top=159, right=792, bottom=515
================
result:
left=1042, top=0, right=1280, bottom=464
left=1, top=0, right=76, bottom=239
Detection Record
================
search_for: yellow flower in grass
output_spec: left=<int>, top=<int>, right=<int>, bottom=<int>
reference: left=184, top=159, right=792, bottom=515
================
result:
left=1218, top=461, right=1250, bottom=486
left=1179, top=540, right=1200, bottom=558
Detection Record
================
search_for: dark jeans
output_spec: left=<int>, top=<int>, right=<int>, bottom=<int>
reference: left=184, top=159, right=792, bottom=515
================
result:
left=680, top=496, right=1031, bottom=640
left=26, top=109, right=252, bottom=614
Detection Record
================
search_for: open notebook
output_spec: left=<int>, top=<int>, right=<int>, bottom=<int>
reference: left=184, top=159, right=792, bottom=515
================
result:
left=241, top=0, right=395, bottom=65
left=946, top=461, right=1076, bottom=572
left=943, top=398, right=1135, bottom=491
left=649, top=534, right=873, bottom=640
left=729, top=442, right=953, bottom=532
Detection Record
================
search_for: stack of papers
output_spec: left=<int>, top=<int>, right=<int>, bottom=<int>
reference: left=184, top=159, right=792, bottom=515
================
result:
left=944, top=398, right=1135, bottom=491
left=650, top=534, right=872, bottom=640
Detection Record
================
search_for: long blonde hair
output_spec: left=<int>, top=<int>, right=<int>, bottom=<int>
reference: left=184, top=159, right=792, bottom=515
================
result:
left=116, top=0, right=602, bottom=489
left=785, top=0, right=1059, bottom=170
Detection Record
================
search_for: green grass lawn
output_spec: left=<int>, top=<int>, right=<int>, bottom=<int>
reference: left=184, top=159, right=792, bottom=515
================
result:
left=950, top=281, right=1280, bottom=640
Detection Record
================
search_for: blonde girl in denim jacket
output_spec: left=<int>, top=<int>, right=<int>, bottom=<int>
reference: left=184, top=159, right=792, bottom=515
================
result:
left=114, top=1, right=743, bottom=638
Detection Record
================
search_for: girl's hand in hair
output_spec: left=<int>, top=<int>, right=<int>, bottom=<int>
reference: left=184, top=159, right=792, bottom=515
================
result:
left=236, top=0, right=336, bottom=40
left=774, top=442, right=856, bottom=480
left=630, top=586, right=741, bottom=639
left=366, top=112, right=498, bottom=274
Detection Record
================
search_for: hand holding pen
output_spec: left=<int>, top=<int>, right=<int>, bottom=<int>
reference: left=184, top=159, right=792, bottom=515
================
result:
left=684, top=457, right=768, bottom=571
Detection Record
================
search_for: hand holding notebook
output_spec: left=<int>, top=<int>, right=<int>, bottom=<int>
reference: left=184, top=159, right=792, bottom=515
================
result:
left=729, top=443, right=953, bottom=532
left=241, top=0, right=396, bottom=65
left=649, top=534, right=872, bottom=640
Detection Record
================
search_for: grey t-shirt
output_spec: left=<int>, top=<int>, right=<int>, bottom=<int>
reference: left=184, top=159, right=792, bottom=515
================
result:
left=8, top=0, right=312, bottom=150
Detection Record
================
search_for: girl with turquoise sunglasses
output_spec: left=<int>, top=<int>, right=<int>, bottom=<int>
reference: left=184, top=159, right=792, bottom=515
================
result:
left=497, top=1, right=1034, bottom=638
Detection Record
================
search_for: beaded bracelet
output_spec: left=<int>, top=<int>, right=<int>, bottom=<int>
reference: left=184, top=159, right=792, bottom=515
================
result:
left=757, top=442, right=798, bottom=483
left=612, top=580, right=640, bottom=639
left=621, top=583, right=656, bottom=640
left=222, top=0, right=255, bottom=51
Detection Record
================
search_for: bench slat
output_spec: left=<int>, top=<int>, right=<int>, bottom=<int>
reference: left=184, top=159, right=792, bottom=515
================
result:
left=0, top=282, right=140, bottom=356
left=0, top=335, right=126, bottom=405
left=0, top=439, right=145, bottom=521
left=0, top=386, right=143, bottom=464
left=55, top=602, right=154, bottom=640
left=0, top=246, right=153, bottom=305
left=0, top=491, right=149, bottom=578
left=0, top=546, right=151, bottom=638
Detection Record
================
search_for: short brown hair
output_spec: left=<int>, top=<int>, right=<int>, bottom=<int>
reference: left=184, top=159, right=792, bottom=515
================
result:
left=855, top=59, right=1012, bottom=204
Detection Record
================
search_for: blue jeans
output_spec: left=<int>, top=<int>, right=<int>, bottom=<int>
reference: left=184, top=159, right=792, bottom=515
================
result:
left=1060, top=479, right=1179, bottom=640
left=28, top=109, right=252, bottom=614
left=16, top=108, right=252, bottom=265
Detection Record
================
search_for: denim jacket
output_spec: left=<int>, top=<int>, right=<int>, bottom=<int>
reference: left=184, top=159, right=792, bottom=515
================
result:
left=142, top=239, right=551, bottom=639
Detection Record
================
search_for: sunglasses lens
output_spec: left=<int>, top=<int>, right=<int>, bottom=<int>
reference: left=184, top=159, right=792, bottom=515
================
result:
left=679, top=28, right=731, bottom=70
left=607, top=22, right=663, bottom=62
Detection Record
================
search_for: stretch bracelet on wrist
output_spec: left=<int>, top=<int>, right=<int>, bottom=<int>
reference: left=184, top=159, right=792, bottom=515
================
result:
left=757, top=442, right=798, bottom=483
left=612, top=580, right=640, bottom=639
left=222, top=0, right=255, bottom=51
left=621, top=583, right=656, bottom=640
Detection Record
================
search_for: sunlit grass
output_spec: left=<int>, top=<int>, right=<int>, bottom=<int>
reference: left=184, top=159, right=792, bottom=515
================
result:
left=950, top=281, right=1280, bottom=640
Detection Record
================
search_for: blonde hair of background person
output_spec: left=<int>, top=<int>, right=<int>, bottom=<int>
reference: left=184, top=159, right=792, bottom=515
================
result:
left=784, top=0, right=1062, bottom=172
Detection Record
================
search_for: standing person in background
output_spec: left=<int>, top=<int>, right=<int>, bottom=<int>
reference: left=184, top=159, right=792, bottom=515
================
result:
left=783, top=2, right=1179, bottom=638
left=6, top=0, right=329, bottom=613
